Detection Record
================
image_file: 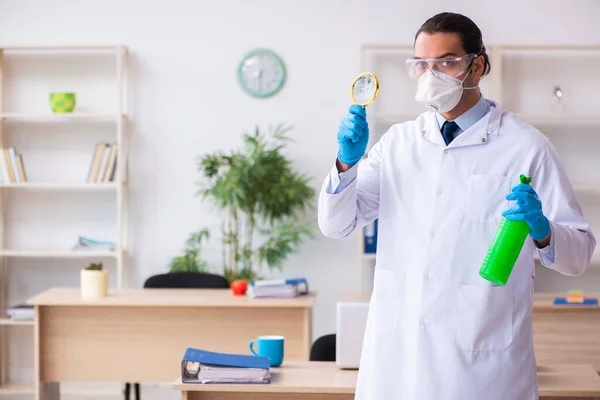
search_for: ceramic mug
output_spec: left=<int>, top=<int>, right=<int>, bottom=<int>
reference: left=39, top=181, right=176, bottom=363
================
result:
left=249, top=335, right=284, bottom=367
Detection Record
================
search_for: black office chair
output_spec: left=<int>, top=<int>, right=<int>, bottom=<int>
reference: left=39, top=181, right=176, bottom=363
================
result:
left=124, top=272, right=230, bottom=400
left=143, top=271, right=230, bottom=289
left=309, top=334, right=336, bottom=362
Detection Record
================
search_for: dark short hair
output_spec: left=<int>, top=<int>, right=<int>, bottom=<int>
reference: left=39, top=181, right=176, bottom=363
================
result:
left=415, top=12, right=491, bottom=76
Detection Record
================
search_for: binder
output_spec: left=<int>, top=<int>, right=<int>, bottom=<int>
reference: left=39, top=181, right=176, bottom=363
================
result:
left=364, top=219, right=378, bottom=253
left=181, top=347, right=270, bottom=384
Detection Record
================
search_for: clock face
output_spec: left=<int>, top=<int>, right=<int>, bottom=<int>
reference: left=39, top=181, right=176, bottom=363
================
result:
left=237, top=49, right=286, bottom=98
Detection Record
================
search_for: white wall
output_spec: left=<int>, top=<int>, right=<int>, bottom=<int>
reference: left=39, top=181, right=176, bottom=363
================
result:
left=1, top=0, right=599, bottom=382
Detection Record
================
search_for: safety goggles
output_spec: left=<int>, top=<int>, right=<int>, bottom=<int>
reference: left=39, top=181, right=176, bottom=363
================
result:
left=405, top=53, right=478, bottom=80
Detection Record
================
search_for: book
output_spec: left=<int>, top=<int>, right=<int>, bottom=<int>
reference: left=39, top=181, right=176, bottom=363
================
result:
left=247, top=278, right=309, bottom=298
left=0, top=150, right=11, bottom=183
left=16, top=154, right=27, bottom=182
left=86, top=143, right=117, bottom=183
left=72, top=235, right=116, bottom=251
left=363, top=219, right=378, bottom=254
left=7, top=304, right=34, bottom=320
left=181, top=347, right=270, bottom=384
left=87, top=143, right=106, bottom=183
left=7, top=147, right=21, bottom=183
left=103, top=145, right=118, bottom=182
left=2, top=148, right=15, bottom=183
left=95, top=144, right=113, bottom=182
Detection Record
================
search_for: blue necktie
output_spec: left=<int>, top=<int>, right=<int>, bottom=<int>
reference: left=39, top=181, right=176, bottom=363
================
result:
left=441, top=120, right=459, bottom=145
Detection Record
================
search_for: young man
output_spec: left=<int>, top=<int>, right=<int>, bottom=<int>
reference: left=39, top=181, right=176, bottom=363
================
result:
left=318, top=12, right=596, bottom=400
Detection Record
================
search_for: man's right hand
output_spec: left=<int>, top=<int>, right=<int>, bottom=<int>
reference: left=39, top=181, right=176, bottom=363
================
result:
left=337, top=104, right=369, bottom=169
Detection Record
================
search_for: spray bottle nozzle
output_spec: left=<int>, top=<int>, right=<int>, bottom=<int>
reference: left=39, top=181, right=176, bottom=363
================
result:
left=520, top=174, right=532, bottom=185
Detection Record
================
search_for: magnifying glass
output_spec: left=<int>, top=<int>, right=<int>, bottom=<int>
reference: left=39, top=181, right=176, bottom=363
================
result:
left=350, top=72, right=379, bottom=107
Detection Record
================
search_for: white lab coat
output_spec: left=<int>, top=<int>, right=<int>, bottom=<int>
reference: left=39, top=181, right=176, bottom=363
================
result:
left=318, top=100, right=596, bottom=400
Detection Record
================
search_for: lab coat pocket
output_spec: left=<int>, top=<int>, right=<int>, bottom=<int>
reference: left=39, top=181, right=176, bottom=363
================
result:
left=456, top=285, right=513, bottom=352
left=372, top=267, right=404, bottom=335
left=466, top=174, right=509, bottom=224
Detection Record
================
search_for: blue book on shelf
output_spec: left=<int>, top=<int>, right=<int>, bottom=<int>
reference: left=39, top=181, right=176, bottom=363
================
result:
left=553, top=297, right=598, bottom=306
left=363, top=219, right=378, bottom=254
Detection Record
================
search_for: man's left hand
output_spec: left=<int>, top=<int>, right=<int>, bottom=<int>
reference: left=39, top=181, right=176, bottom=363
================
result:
left=502, top=183, right=551, bottom=244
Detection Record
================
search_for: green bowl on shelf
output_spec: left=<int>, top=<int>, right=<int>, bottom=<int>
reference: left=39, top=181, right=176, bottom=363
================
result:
left=49, top=92, right=76, bottom=113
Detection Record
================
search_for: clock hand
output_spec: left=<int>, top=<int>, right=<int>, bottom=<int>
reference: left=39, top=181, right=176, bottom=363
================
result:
left=258, top=69, right=264, bottom=92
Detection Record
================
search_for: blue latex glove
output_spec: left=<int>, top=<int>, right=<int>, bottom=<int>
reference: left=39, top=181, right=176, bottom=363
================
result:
left=337, top=104, right=369, bottom=165
left=502, top=183, right=551, bottom=241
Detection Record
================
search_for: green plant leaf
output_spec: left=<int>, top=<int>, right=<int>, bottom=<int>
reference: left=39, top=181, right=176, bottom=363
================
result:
left=85, top=262, right=103, bottom=271
left=195, top=123, right=315, bottom=278
left=168, top=229, right=210, bottom=273
left=224, top=266, right=260, bottom=283
left=257, top=219, right=315, bottom=270
left=186, top=229, right=210, bottom=250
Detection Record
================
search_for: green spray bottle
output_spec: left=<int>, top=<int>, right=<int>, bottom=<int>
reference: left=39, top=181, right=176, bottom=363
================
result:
left=479, top=174, right=532, bottom=286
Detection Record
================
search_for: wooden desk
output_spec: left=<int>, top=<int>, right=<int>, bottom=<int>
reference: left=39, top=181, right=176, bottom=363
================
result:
left=175, top=362, right=354, bottom=400
left=173, top=362, right=600, bottom=400
left=28, top=287, right=315, bottom=400
left=533, top=292, right=600, bottom=371
left=338, top=292, right=600, bottom=372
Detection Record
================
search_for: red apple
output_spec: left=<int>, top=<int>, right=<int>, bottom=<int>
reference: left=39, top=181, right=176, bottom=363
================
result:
left=231, top=279, right=248, bottom=295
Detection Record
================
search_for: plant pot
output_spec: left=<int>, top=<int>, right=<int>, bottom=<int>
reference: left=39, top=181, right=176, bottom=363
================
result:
left=49, top=92, right=76, bottom=113
left=80, top=269, right=108, bottom=299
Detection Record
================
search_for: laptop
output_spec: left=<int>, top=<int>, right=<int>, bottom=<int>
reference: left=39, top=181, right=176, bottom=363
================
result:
left=336, top=293, right=370, bottom=369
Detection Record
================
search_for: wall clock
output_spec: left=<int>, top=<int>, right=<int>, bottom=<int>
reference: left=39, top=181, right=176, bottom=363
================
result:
left=237, top=49, right=286, bottom=98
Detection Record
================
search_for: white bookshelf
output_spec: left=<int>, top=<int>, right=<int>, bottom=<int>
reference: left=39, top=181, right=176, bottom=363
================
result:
left=0, top=112, right=125, bottom=120
left=0, top=318, right=34, bottom=326
left=0, top=44, right=129, bottom=395
left=0, top=382, right=33, bottom=395
left=0, top=249, right=122, bottom=258
left=358, top=44, right=600, bottom=292
left=0, top=44, right=125, bottom=52
left=0, top=182, right=122, bottom=190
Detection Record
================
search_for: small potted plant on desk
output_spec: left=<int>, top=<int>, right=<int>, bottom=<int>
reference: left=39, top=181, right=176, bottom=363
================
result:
left=81, top=262, right=108, bottom=299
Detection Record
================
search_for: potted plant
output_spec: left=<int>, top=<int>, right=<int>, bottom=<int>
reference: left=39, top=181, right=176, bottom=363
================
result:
left=196, top=123, right=315, bottom=282
left=169, top=229, right=210, bottom=273
left=80, top=262, right=108, bottom=299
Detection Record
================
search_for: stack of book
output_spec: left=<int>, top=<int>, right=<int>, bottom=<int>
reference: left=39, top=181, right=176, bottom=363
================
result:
left=87, top=142, right=117, bottom=183
left=0, top=146, right=27, bottom=184
left=7, top=304, right=34, bottom=320
left=181, top=348, right=270, bottom=384
left=247, top=278, right=309, bottom=298
left=72, top=235, right=116, bottom=251
left=554, top=290, right=598, bottom=306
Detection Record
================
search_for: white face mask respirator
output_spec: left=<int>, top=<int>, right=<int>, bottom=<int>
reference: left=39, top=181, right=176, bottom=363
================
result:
left=414, top=67, right=477, bottom=113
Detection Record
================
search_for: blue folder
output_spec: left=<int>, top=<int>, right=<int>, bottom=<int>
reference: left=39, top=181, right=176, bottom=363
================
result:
left=363, top=219, right=378, bottom=254
left=181, top=348, right=270, bottom=384
left=182, top=347, right=269, bottom=369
